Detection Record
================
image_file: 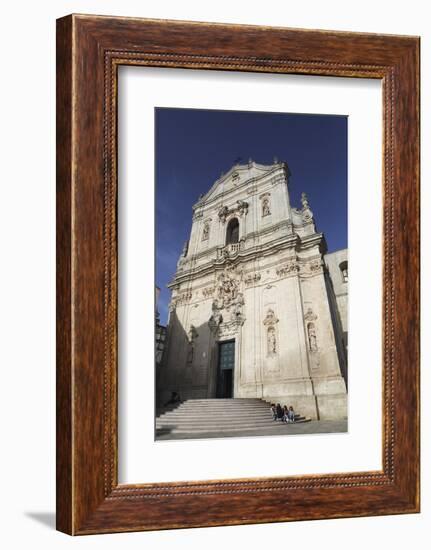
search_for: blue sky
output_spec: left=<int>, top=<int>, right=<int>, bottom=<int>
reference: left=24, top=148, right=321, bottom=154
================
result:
left=156, top=107, right=347, bottom=325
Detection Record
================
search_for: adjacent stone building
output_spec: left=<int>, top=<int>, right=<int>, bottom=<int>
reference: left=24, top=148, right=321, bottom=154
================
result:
left=158, top=160, right=348, bottom=420
left=155, top=286, right=167, bottom=367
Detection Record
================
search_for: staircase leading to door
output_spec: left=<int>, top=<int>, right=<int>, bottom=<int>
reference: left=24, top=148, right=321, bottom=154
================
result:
left=155, top=398, right=310, bottom=438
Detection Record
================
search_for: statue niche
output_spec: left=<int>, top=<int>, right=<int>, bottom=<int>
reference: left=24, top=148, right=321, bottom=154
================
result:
left=187, top=325, right=198, bottom=363
left=260, top=193, right=271, bottom=217
left=202, top=221, right=210, bottom=241
left=267, top=326, right=277, bottom=355
left=262, top=197, right=271, bottom=217
left=263, top=308, right=279, bottom=358
left=307, top=322, right=318, bottom=352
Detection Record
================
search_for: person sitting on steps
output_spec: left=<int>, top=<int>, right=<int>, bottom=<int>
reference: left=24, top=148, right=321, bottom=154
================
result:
left=270, top=403, right=277, bottom=421
left=287, top=405, right=295, bottom=423
left=276, top=403, right=284, bottom=421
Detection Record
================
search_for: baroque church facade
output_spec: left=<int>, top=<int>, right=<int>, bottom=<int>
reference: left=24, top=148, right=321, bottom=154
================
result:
left=158, top=160, right=348, bottom=420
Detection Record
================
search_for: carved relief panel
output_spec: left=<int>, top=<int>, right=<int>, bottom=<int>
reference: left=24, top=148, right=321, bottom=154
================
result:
left=208, top=265, right=245, bottom=338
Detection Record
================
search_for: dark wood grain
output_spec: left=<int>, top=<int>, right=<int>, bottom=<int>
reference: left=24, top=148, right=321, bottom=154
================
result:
left=56, top=14, right=420, bottom=535
left=56, top=15, right=73, bottom=535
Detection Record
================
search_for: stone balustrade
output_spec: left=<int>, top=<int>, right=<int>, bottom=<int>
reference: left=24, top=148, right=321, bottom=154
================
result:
left=216, top=241, right=245, bottom=259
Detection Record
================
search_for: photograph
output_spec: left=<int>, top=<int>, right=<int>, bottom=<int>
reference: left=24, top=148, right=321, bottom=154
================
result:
left=155, top=107, right=349, bottom=440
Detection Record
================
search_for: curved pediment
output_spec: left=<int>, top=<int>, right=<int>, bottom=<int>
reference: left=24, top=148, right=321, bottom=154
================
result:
left=195, top=161, right=286, bottom=207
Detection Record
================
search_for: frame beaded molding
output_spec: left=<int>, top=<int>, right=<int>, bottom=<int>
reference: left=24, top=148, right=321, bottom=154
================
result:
left=102, top=50, right=395, bottom=499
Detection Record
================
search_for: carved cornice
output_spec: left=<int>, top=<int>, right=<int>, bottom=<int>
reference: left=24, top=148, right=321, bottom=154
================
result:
left=177, top=220, right=296, bottom=271
left=168, top=234, right=300, bottom=288
left=243, top=219, right=292, bottom=241
left=193, top=163, right=287, bottom=210
left=209, top=317, right=245, bottom=338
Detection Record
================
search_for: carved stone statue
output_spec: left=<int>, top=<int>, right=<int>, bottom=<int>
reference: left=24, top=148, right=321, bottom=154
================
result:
left=218, top=205, right=229, bottom=223
left=262, top=197, right=271, bottom=216
left=208, top=301, right=223, bottom=333
left=263, top=308, right=279, bottom=356
left=267, top=327, right=277, bottom=355
left=187, top=341, right=194, bottom=363
left=308, top=322, right=318, bottom=352
left=202, top=222, right=210, bottom=241
left=263, top=308, right=279, bottom=326
left=231, top=293, right=244, bottom=320
left=187, top=325, right=198, bottom=363
left=300, top=192, right=315, bottom=226
left=304, top=307, right=317, bottom=322
left=218, top=202, right=249, bottom=223
left=236, top=200, right=249, bottom=216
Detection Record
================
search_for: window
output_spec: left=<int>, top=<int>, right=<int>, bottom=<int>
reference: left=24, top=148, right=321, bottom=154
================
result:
left=339, top=260, right=348, bottom=283
left=226, top=218, right=239, bottom=244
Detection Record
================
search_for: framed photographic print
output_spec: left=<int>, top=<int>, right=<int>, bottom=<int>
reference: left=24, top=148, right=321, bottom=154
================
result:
left=56, top=14, right=420, bottom=534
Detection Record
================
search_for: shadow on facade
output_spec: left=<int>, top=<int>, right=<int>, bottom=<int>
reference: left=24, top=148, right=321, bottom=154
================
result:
left=156, top=308, right=220, bottom=410
left=324, top=271, right=348, bottom=388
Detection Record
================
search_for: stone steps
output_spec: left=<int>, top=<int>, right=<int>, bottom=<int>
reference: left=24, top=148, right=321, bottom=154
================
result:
left=157, top=414, right=279, bottom=421
left=155, top=398, right=310, bottom=437
left=158, top=406, right=271, bottom=414
left=157, top=412, right=304, bottom=420
left=156, top=418, right=307, bottom=431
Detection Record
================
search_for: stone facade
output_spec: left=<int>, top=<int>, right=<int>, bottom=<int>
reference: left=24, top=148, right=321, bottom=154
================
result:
left=158, top=160, right=348, bottom=420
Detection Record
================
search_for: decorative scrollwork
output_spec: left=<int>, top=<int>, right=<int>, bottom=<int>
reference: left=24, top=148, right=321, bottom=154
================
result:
left=172, top=291, right=192, bottom=308
left=276, top=262, right=298, bottom=277
left=299, top=260, right=323, bottom=276
left=202, top=286, right=215, bottom=298
left=244, top=272, right=261, bottom=286
left=218, top=200, right=249, bottom=223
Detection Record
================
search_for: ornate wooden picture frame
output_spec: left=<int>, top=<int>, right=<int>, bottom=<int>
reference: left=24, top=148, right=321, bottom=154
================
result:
left=56, top=14, right=420, bottom=535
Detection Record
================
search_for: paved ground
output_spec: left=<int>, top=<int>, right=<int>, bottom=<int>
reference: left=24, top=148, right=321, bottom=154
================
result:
left=155, top=419, right=347, bottom=441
